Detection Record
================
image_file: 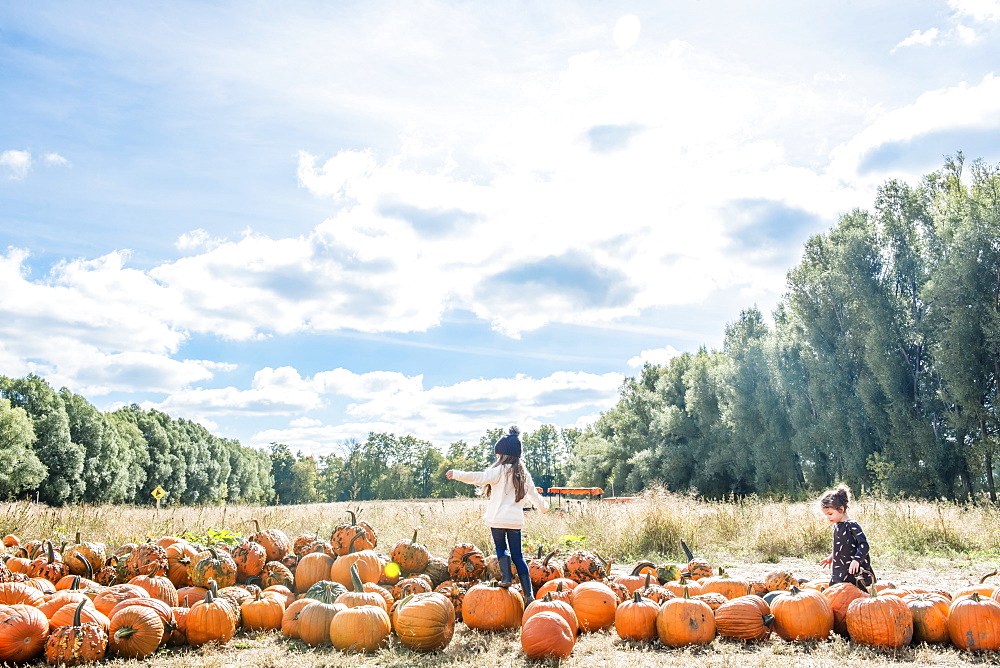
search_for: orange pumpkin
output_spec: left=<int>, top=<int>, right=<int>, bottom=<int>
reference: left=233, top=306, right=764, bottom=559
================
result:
left=699, top=567, right=750, bottom=600
left=232, top=540, right=267, bottom=583
left=328, top=511, right=377, bottom=557
left=523, top=592, right=579, bottom=636
left=521, top=610, right=574, bottom=660
left=447, top=543, right=486, bottom=581
left=297, top=601, right=346, bottom=646
left=391, top=528, right=430, bottom=576
left=714, top=595, right=774, bottom=642
left=294, top=544, right=334, bottom=594
left=949, top=592, right=1000, bottom=651
left=563, top=550, right=607, bottom=583
left=108, top=604, right=164, bottom=659
left=0, top=603, right=50, bottom=663
left=535, top=578, right=577, bottom=600
left=528, top=548, right=564, bottom=590
left=463, top=582, right=523, bottom=631
left=822, top=581, right=867, bottom=636
left=679, top=539, right=713, bottom=580
left=49, top=600, right=111, bottom=633
left=846, top=586, right=913, bottom=648
left=771, top=586, right=833, bottom=641
left=43, top=600, right=108, bottom=665
left=570, top=580, right=618, bottom=632
left=393, top=591, right=456, bottom=652
left=903, top=592, right=950, bottom=644
left=613, top=561, right=658, bottom=593
left=185, top=586, right=236, bottom=646
left=129, top=563, right=178, bottom=607
left=763, top=569, right=797, bottom=592
left=280, top=598, right=314, bottom=639
left=187, top=547, right=237, bottom=589
left=337, top=564, right=389, bottom=611
left=64, top=533, right=107, bottom=578
left=329, top=605, right=391, bottom=653
left=615, top=591, right=659, bottom=641
left=241, top=589, right=285, bottom=631
left=0, top=581, right=45, bottom=607
left=248, top=518, right=292, bottom=562
left=655, top=589, right=716, bottom=647
left=107, top=597, right=173, bottom=645
left=163, top=541, right=197, bottom=588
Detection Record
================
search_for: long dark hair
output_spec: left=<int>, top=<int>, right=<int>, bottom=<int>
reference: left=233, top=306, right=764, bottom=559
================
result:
left=483, top=454, right=528, bottom=502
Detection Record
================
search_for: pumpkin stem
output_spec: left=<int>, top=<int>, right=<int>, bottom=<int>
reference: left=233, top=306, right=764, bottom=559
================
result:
left=631, top=561, right=655, bottom=576
left=71, top=598, right=87, bottom=626
left=633, top=590, right=643, bottom=603
left=349, top=563, right=364, bottom=593
left=980, top=570, right=997, bottom=584
left=347, top=509, right=357, bottom=525
left=542, top=551, right=558, bottom=567
left=543, top=592, right=554, bottom=602
left=114, top=626, right=138, bottom=640
left=75, top=554, right=93, bottom=580
left=762, top=613, right=775, bottom=627
left=74, top=531, right=82, bottom=544
left=69, top=575, right=82, bottom=590
left=348, top=530, right=365, bottom=554
left=250, top=518, right=261, bottom=533
left=643, top=572, right=652, bottom=588
left=680, top=538, right=695, bottom=562
left=46, top=540, right=55, bottom=564
left=682, top=585, right=690, bottom=599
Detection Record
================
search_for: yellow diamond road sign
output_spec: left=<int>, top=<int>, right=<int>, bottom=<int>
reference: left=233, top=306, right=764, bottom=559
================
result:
left=151, top=486, right=166, bottom=500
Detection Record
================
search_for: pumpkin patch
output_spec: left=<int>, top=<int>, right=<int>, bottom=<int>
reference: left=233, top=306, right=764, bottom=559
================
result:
left=0, top=505, right=997, bottom=666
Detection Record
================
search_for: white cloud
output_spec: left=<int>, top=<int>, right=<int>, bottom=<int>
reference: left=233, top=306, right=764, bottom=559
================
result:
left=829, top=74, right=1000, bottom=180
left=176, top=229, right=224, bottom=251
left=627, top=345, right=684, bottom=368
left=0, top=150, right=70, bottom=178
left=164, top=366, right=625, bottom=453
left=956, top=24, right=980, bottom=43
left=0, top=150, right=31, bottom=180
left=43, top=153, right=69, bottom=166
left=893, top=28, right=940, bottom=51
left=949, top=0, right=1000, bottom=21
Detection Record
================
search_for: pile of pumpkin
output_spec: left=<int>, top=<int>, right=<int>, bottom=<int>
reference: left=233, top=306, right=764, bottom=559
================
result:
left=2, top=518, right=1000, bottom=664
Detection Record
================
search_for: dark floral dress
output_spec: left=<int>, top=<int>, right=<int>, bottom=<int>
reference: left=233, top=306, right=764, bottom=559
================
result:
left=830, top=519, right=875, bottom=589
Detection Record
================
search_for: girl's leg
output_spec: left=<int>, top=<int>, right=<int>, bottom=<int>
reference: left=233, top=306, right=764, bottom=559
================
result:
left=506, top=529, right=533, bottom=602
left=490, top=527, right=514, bottom=587
left=489, top=527, right=509, bottom=558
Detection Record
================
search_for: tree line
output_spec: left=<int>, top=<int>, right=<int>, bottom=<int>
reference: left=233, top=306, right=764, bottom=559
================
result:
left=0, top=373, right=577, bottom=505
left=568, top=154, right=1000, bottom=502
left=3, top=155, right=997, bottom=505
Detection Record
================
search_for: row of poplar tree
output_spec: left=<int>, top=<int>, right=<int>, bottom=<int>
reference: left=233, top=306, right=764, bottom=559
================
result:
left=567, top=154, right=1000, bottom=502
left=0, top=373, right=576, bottom=505
left=2, top=155, right=998, bottom=505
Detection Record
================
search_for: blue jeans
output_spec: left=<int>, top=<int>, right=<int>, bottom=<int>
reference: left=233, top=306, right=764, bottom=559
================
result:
left=490, top=527, right=533, bottom=600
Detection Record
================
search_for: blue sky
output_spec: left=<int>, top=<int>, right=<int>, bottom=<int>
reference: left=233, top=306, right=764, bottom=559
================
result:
left=2, top=1, right=1000, bottom=456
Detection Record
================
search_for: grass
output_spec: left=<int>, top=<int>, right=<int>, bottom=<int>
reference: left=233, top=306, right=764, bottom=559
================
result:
left=4, top=491, right=1000, bottom=666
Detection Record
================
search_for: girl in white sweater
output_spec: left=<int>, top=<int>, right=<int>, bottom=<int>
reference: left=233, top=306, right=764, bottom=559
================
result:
left=446, top=425, right=548, bottom=601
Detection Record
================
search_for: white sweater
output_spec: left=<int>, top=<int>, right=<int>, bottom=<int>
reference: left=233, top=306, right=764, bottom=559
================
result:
left=452, top=464, right=549, bottom=529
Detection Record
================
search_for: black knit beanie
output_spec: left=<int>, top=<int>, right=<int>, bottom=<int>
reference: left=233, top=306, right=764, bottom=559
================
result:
left=494, top=426, right=521, bottom=457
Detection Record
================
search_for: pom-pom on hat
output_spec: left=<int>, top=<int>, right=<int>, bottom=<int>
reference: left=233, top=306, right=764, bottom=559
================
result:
left=494, top=425, right=522, bottom=458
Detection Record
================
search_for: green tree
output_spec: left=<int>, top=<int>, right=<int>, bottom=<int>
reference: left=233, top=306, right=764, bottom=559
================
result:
left=0, top=375, right=83, bottom=505
left=0, top=397, right=46, bottom=499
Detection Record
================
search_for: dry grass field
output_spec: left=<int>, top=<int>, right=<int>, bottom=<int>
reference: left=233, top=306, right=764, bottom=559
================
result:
left=4, top=490, right=1000, bottom=667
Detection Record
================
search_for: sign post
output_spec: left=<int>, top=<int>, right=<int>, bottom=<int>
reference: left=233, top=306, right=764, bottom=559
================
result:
left=151, top=486, right=166, bottom=510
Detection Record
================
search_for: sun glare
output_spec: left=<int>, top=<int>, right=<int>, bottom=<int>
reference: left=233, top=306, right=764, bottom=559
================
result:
left=613, top=14, right=641, bottom=50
